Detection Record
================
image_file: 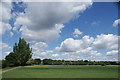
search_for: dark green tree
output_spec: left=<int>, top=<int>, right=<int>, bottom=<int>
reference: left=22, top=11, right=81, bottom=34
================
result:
left=17, top=38, right=32, bottom=66
left=5, top=38, right=32, bottom=66
left=5, top=52, right=18, bottom=66
left=34, top=59, right=41, bottom=65
left=43, top=59, right=52, bottom=65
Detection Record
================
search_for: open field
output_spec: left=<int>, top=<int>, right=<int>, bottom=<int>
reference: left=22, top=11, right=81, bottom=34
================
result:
left=2, top=65, right=118, bottom=78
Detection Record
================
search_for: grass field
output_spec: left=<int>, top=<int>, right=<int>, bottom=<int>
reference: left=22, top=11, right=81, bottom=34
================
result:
left=2, top=65, right=118, bottom=78
left=1, top=67, right=14, bottom=71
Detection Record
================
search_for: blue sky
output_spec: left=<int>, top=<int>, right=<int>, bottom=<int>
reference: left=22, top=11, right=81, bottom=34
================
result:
left=1, top=1, right=119, bottom=61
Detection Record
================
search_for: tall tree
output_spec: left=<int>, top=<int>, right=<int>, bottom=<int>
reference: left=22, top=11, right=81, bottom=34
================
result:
left=17, top=38, right=32, bottom=66
left=5, top=38, right=32, bottom=66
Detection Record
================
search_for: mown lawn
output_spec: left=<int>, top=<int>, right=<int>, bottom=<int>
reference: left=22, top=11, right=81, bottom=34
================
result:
left=2, top=65, right=118, bottom=78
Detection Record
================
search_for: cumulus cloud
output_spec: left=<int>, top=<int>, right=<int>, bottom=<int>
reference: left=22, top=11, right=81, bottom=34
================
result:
left=0, top=42, right=11, bottom=51
left=19, top=24, right=64, bottom=42
left=32, top=48, right=103, bottom=61
left=113, top=19, right=120, bottom=27
left=0, top=22, right=12, bottom=36
left=31, top=42, right=48, bottom=51
left=106, top=50, right=118, bottom=56
left=32, top=50, right=54, bottom=59
left=0, top=2, right=12, bottom=36
left=106, top=50, right=118, bottom=61
left=13, top=2, right=92, bottom=42
left=56, top=38, right=83, bottom=52
left=24, top=2, right=92, bottom=30
left=35, top=33, right=118, bottom=61
left=54, top=34, right=118, bottom=61
left=93, top=34, right=118, bottom=50
left=73, top=28, right=82, bottom=37
left=0, top=2, right=12, bottom=23
left=56, top=35, right=94, bottom=52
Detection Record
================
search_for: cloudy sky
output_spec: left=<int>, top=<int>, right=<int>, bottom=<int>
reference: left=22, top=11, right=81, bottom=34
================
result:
left=0, top=1, right=119, bottom=61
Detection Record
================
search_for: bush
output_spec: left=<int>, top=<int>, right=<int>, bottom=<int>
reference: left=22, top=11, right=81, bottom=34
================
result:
left=2, top=60, right=9, bottom=68
left=26, top=61, right=33, bottom=65
left=101, top=64, right=106, bottom=66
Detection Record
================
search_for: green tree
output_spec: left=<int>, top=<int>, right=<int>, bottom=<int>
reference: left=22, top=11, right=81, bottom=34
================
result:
left=2, top=60, right=9, bottom=68
left=5, top=38, right=32, bottom=66
left=43, top=59, right=52, bottom=65
left=5, top=52, right=19, bottom=66
left=34, top=59, right=41, bottom=65
left=17, top=38, right=32, bottom=66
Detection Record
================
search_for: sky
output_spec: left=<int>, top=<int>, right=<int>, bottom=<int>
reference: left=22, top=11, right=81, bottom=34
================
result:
left=0, top=0, right=120, bottom=61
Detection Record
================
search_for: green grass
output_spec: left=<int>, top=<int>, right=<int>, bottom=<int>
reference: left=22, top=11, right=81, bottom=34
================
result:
left=0, top=67, right=15, bottom=72
left=1, top=67, right=14, bottom=71
left=2, top=65, right=118, bottom=78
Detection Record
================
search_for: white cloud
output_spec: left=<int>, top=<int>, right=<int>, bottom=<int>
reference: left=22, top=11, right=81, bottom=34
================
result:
left=31, top=33, right=119, bottom=61
left=93, top=34, right=118, bottom=50
left=24, top=2, right=92, bottom=30
left=13, top=2, right=92, bottom=42
left=56, top=35, right=94, bottom=52
left=0, top=2, right=12, bottom=23
left=14, top=14, right=32, bottom=30
left=26, top=33, right=118, bottom=61
left=106, top=50, right=118, bottom=61
left=32, top=50, right=54, bottom=59
left=55, top=38, right=83, bottom=52
left=33, top=48, right=103, bottom=61
left=106, top=50, right=118, bottom=56
left=31, top=42, right=48, bottom=51
left=54, top=34, right=118, bottom=61
left=0, top=22, right=12, bottom=36
left=113, top=19, right=120, bottom=27
left=32, top=49, right=118, bottom=61
left=0, top=2, right=12, bottom=36
left=73, top=28, right=82, bottom=37
left=51, top=54, right=59, bottom=57
left=0, top=42, right=11, bottom=51
left=10, top=32, right=14, bottom=37
left=0, top=2, right=13, bottom=58
left=19, top=24, right=64, bottom=42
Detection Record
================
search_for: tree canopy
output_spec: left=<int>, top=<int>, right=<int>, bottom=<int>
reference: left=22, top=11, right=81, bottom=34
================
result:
left=5, top=38, right=32, bottom=66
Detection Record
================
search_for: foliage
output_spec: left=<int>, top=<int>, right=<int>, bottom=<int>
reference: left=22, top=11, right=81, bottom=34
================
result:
left=5, top=38, right=32, bottom=66
left=41, top=59, right=119, bottom=65
left=43, top=59, right=53, bottom=65
left=34, top=59, right=41, bottom=65
left=2, top=60, right=9, bottom=68
left=26, top=59, right=41, bottom=65
left=5, top=52, right=19, bottom=67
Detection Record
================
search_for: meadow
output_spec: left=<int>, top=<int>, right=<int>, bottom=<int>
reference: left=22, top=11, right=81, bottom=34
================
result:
left=2, top=65, right=118, bottom=78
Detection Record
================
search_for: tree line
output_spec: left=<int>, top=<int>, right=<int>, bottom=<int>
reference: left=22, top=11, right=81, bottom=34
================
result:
left=1, top=38, right=120, bottom=68
left=25, top=59, right=119, bottom=66
left=2, top=58, right=120, bottom=68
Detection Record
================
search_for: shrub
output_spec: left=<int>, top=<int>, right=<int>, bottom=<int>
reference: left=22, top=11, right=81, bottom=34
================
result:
left=2, top=60, right=9, bottom=68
